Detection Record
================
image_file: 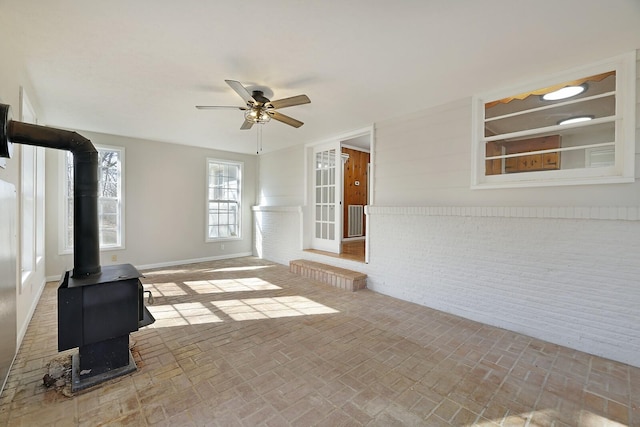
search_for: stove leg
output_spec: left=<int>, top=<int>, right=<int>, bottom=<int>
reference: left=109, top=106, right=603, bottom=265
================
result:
left=71, top=335, right=136, bottom=392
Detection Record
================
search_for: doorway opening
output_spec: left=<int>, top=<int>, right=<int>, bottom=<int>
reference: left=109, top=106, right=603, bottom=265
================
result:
left=340, top=135, right=370, bottom=262
left=306, top=129, right=372, bottom=263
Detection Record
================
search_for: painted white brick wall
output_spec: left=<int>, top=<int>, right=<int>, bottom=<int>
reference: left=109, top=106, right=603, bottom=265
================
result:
left=253, top=206, right=640, bottom=367
left=365, top=208, right=640, bottom=368
left=252, top=207, right=302, bottom=266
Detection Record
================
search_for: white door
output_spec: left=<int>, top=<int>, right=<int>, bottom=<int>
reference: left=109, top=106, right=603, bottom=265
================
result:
left=311, top=142, right=341, bottom=253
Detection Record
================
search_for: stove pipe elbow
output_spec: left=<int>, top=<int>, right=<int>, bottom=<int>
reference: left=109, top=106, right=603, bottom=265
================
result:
left=1, top=103, right=101, bottom=277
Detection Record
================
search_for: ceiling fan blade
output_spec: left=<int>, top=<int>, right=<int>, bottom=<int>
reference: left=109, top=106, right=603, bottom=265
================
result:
left=267, top=95, right=311, bottom=110
left=266, top=110, right=304, bottom=128
left=240, top=119, right=254, bottom=130
left=225, top=80, right=257, bottom=105
left=195, top=105, right=247, bottom=110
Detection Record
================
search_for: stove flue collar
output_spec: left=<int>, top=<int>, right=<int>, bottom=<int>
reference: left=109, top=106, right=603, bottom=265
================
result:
left=0, top=104, right=14, bottom=159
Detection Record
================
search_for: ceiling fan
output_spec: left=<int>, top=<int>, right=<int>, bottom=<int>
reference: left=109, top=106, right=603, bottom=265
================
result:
left=196, top=80, right=311, bottom=130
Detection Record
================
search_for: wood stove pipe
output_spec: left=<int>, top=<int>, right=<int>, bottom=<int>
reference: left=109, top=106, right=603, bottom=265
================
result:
left=0, top=103, right=100, bottom=277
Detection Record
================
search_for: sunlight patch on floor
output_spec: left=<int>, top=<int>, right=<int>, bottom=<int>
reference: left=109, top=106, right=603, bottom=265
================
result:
left=208, top=265, right=274, bottom=272
left=184, top=277, right=281, bottom=294
left=212, top=296, right=339, bottom=321
left=147, top=282, right=188, bottom=296
left=142, top=268, right=191, bottom=276
left=149, top=302, right=223, bottom=327
left=577, top=410, right=627, bottom=427
left=470, top=409, right=627, bottom=427
left=148, top=296, right=338, bottom=326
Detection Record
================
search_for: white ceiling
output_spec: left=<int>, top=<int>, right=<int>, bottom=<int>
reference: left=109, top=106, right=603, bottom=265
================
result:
left=2, top=1, right=639, bottom=154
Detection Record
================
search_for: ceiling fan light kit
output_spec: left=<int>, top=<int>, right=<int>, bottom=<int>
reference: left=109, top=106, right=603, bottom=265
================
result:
left=197, top=80, right=310, bottom=130
left=244, top=108, right=271, bottom=124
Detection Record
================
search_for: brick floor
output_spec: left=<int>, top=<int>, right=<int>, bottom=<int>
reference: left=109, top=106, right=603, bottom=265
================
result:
left=0, top=257, right=638, bottom=426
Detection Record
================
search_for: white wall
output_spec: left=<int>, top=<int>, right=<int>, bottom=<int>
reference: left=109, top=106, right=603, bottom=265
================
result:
left=257, top=144, right=305, bottom=206
left=255, top=52, right=640, bottom=368
left=45, top=131, right=257, bottom=278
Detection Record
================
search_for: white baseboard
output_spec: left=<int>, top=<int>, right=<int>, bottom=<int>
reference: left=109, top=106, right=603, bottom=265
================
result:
left=46, top=252, right=254, bottom=282
left=17, top=277, right=47, bottom=348
left=135, top=252, right=254, bottom=271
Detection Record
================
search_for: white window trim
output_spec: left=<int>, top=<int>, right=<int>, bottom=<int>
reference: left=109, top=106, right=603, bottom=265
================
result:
left=471, top=51, right=636, bottom=189
left=59, top=144, right=125, bottom=255
left=206, top=158, right=243, bottom=242
left=20, top=144, right=35, bottom=286
left=19, top=88, right=38, bottom=289
left=35, top=146, right=45, bottom=265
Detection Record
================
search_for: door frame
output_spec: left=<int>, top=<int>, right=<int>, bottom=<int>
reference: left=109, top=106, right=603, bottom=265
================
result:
left=304, top=126, right=374, bottom=261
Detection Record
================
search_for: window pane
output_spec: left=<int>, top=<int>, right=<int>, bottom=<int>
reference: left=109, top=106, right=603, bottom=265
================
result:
left=63, top=146, right=123, bottom=251
left=207, top=160, right=242, bottom=240
left=486, top=95, right=615, bottom=137
left=66, top=198, right=74, bottom=248
left=485, top=121, right=616, bottom=175
left=485, top=72, right=615, bottom=120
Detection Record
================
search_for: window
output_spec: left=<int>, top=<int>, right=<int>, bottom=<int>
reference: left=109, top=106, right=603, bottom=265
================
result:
left=207, top=159, right=242, bottom=241
left=20, top=88, right=41, bottom=288
left=61, top=145, right=124, bottom=253
left=35, top=147, right=45, bottom=261
left=21, top=144, right=35, bottom=280
left=472, top=52, right=636, bottom=188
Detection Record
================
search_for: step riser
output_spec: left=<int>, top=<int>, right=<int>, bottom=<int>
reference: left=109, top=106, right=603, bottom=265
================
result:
left=290, top=260, right=366, bottom=292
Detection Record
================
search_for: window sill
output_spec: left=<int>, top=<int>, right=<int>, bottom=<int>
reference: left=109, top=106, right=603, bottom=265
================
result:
left=59, top=245, right=124, bottom=256
left=473, top=176, right=635, bottom=189
left=472, top=168, right=635, bottom=189
left=206, top=237, right=242, bottom=243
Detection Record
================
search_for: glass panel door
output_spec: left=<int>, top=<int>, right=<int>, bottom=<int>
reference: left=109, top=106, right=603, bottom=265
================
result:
left=311, top=143, right=341, bottom=253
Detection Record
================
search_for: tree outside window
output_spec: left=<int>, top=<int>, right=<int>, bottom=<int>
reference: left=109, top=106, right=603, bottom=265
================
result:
left=63, top=145, right=124, bottom=252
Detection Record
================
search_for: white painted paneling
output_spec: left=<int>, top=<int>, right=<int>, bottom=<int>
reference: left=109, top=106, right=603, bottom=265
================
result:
left=376, top=98, right=640, bottom=206
left=257, top=144, right=305, bottom=206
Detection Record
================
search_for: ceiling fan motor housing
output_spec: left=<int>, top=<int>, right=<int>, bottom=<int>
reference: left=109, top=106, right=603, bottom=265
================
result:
left=250, top=91, right=271, bottom=106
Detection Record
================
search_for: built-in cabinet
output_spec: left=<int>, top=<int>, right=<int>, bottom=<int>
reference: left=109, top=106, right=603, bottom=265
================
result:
left=486, top=135, right=560, bottom=175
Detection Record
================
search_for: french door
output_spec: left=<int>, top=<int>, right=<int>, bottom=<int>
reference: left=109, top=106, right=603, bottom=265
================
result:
left=311, top=142, right=341, bottom=253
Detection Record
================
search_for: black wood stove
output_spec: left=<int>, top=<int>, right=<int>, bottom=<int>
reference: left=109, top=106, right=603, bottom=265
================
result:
left=58, top=264, right=155, bottom=390
left=1, top=103, right=155, bottom=391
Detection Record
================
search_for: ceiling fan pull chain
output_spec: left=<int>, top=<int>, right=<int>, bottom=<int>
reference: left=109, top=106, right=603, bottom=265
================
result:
left=256, top=125, right=263, bottom=154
